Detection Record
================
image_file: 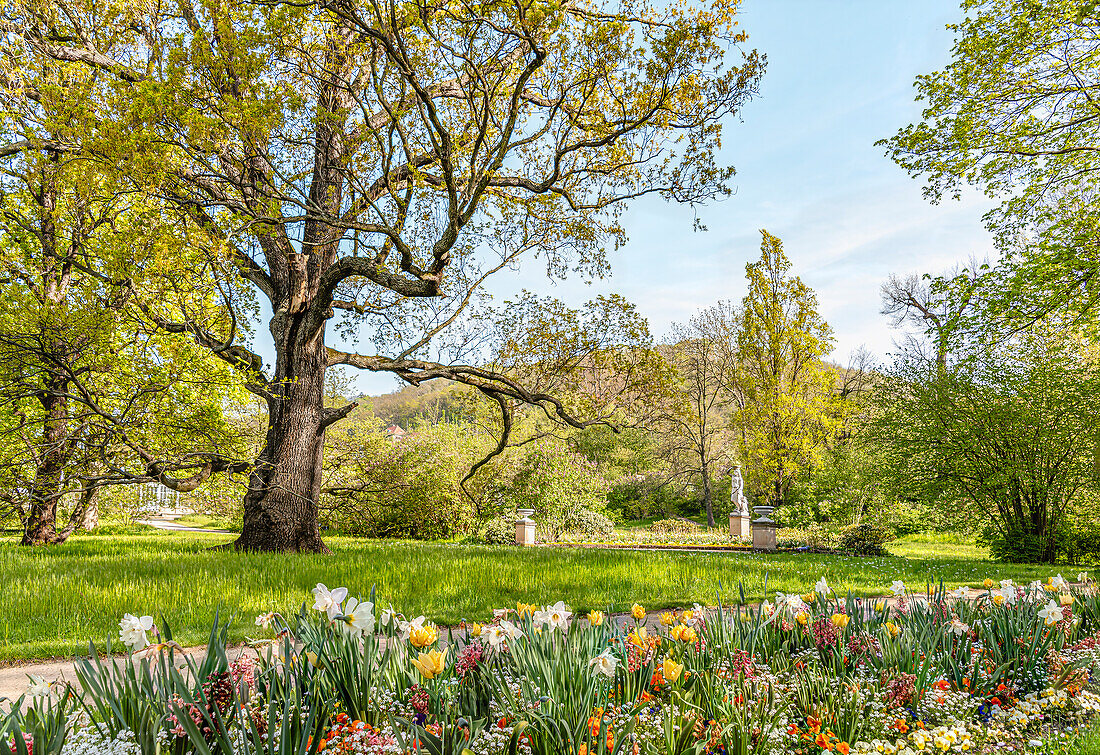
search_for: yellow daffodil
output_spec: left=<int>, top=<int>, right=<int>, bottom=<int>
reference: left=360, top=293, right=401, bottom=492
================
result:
left=516, top=602, right=536, bottom=619
left=992, top=593, right=1005, bottom=606
left=409, top=623, right=438, bottom=649
left=631, top=603, right=646, bottom=621
left=587, top=610, right=604, bottom=626
left=831, top=613, right=850, bottom=629
left=662, top=658, right=684, bottom=684
left=885, top=621, right=900, bottom=638
left=983, top=578, right=994, bottom=589
left=660, top=612, right=675, bottom=626
left=1060, top=593, right=1074, bottom=606
left=468, top=622, right=483, bottom=637
left=874, top=600, right=887, bottom=612
left=411, top=648, right=448, bottom=680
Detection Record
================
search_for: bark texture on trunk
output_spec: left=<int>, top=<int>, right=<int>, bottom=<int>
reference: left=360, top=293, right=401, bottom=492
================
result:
left=21, top=373, right=71, bottom=546
left=234, top=330, right=330, bottom=553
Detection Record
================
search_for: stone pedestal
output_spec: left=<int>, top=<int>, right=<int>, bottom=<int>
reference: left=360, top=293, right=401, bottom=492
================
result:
left=729, top=513, right=751, bottom=540
left=515, top=512, right=536, bottom=546
left=751, top=521, right=777, bottom=551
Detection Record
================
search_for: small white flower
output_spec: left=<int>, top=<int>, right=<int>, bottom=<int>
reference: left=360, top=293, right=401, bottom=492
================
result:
left=501, top=619, right=524, bottom=641
left=890, top=580, right=906, bottom=597
left=815, top=577, right=830, bottom=597
left=311, top=583, right=348, bottom=619
left=589, top=649, right=617, bottom=678
left=948, top=618, right=969, bottom=636
left=119, top=614, right=154, bottom=651
left=1078, top=571, right=1089, bottom=583
left=1038, top=600, right=1065, bottom=626
left=485, top=621, right=523, bottom=650
left=254, top=612, right=275, bottom=629
left=1051, top=574, right=1068, bottom=591
left=26, top=675, right=51, bottom=698
left=338, top=597, right=375, bottom=637
left=1000, top=578, right=1015, bottom=589
left=398, top=615, right=428, bottom=642
left=545, top=600, right=571, bottom=632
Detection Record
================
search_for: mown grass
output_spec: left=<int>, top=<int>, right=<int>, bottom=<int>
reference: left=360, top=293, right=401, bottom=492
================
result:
left=0, top=531, right=1065, bottom=662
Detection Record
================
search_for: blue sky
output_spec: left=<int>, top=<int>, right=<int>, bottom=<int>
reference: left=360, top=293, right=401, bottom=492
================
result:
left=348, top=0, right=997, bottom=395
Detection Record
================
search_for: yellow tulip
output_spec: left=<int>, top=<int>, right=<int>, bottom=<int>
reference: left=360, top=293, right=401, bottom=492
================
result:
left=884, top=621, right=900, bottom=639
left=983, top=578, right=994, bottom=589
left=468, top=622, right=483, bottom=637
left=660, top=612, right=675, bottom=626
left=628, top=627, right=649, bottom=648
left=795, top=611, right=808, bottom=626
left=662, top=658, right=684, bottom=684
left=831, top=613, right=850, bottom=629
left=587, top=610, right=604, bottom=626
left=680, top=626, right=698, bottom=643
left=680, top=610, right=695, bottom=624
left=411, top=648, right=448, bottom=680
left=874, top=600, right=887, bottom=612
left=1060, top=593, right=1074, bottom=606
left=516, top=602, right=536, bottom=619
left=801, top=593, right=815, bottom=604
left=631, top=603, right=646, bottom=621
left=409, top=623, right=439, bottom=649
left=669, top=624, right=685, bottom=641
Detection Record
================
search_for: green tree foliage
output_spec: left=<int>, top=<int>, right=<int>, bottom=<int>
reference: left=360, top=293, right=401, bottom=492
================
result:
left=3, top=0, right=764, bottom=551
left=883, top=0, right=1100, bottom=327
left=869, top=325, right=1100, bottom=563
left=732, top=231, right=837, bottom=509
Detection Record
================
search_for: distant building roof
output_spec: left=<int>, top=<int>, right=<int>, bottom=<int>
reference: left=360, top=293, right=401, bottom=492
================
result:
left=385, top=424, right=407, bottom=437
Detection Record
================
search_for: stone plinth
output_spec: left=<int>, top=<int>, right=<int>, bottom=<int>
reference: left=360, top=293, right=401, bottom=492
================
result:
left=729, top=513, right=751, bottom=540
left=515, top=517, right=536, bottom=546
left=751, top=521, right=777, bottom=552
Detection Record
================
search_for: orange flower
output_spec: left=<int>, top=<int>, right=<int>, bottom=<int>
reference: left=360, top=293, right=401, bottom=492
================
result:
left=934, top=679, right=951, bottom=691
left=836, top=743, right=850, bottom=755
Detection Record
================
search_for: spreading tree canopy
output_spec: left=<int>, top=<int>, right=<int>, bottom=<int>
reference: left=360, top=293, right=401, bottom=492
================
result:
left=3, top=0, right=764, bottom=550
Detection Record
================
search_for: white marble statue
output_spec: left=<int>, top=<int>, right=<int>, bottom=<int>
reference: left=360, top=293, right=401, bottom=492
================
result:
left=731, top=465, right=750, bottom=516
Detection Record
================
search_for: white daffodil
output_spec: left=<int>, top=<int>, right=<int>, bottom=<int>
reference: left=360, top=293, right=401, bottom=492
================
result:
left=890, top=580, right=906, bottom=597
left=1078, top=571, right=1089, bottom=583
left=589, top=649, right=617, bottom=678
left=949, top=586, right=969, bottom=599
left=119, top=614, right=154, bottom=651
left=1038, top=600, right=1065, bottom=626
left=380, top=607, right=396, bottom=627
left=1000, top=579, right=1015, bottom=589
left=998, top=586, right=1017, bottom=605
left=339, top=597, right=375, bottom=637
left=545, top=601, right=571, bottom=632
left=311, top=583, right=348, bottom=620
left=948, top=618, right=969, bottom=636
left=501, top=619, right=524, bottom=641
left=399, top=615, right=428, bottom=642
left=1051, top=574, right=1069, bottom=591
left=254, top=612, right=275, bottom=629
left=815, top=577, right=830, bottom=597
left=26, top=675, right=51, bottom=698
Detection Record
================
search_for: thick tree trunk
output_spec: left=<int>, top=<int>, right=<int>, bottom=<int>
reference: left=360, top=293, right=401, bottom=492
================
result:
left=234, top=329, right=330, bottom=553
left=21, top=377, right=70, bottom=546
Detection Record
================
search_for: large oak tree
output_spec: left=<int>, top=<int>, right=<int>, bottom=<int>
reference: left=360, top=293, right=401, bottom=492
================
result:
left=4, top=0, right=763, bottom=551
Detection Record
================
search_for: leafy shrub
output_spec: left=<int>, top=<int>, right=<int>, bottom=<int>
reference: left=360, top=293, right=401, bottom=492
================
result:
left=561, top=509, right=614, bottom=540
left=476, top=516, right=515, bottom=545
left=837, top=522, right=890, bottom=556
left=649, top=518, right=700, bottom=535
left=804, top=523, right=840, bottom=550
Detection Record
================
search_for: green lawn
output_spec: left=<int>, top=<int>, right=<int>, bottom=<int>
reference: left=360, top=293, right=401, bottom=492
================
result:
left=0, top=531, right=1067, bottom=662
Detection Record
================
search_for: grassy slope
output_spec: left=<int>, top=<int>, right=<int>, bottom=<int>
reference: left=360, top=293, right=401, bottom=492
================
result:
left=1, top=531, right=1066, bottom=662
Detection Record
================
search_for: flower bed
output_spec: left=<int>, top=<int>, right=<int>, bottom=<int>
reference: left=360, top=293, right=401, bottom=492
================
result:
left=7, top=575, right=1100, bottom=754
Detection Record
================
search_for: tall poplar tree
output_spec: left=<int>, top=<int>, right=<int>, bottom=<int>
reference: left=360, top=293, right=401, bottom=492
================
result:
left=732, top=231, right=836, bottom=509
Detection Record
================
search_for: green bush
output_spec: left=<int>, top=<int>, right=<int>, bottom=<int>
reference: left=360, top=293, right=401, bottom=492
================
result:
left=561, top=508, right=614, bottom=540
left=837, top=522, right=890, bottom=556
left=475, top=516, right=515, bottom=545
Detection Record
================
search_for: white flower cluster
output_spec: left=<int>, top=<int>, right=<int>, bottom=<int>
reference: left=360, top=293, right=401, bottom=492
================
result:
left=59, top=727, right=141, bottom=755
left=851, top=723, right=977, bottom=753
